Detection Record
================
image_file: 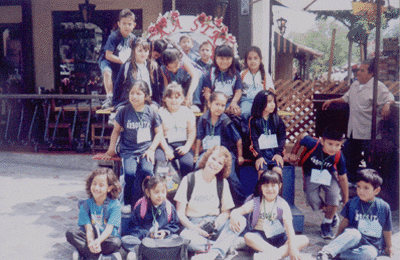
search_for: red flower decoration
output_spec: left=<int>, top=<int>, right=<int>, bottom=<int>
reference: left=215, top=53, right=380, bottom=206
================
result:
left=171, top=11, right=179, bottom=21
left=159, top=17, right=168, bottom=28
left=214, top=17, right=223, bottom=27
left=198, top=13, right=207, bottom=23
left=220, top=26, right=228, bottom=34
left=149, top=26, right=157, bottom=35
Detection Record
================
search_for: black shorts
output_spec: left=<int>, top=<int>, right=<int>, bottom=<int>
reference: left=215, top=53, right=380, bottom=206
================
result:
left=252, top=229, right=288, bottom=248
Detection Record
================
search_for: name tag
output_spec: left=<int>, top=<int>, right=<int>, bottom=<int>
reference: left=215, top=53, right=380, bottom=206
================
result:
left=263, top=219, right=285, bottom=238
left=258, top=134, right=278, bottom=150
left=137, top=128, right=151, bottom=143
left=358, top=219, right=382, bottom=238
left=167, top=127, right=187, bottom=143
left=202, top=135, right=221, bottom=150
left=119, top=47, right=131, bottom=63
left=310, top=169, right=332, bottom=186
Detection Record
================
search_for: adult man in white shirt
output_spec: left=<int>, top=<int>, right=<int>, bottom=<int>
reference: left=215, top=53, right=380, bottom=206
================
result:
left=322, top=59, right=394, bottom=183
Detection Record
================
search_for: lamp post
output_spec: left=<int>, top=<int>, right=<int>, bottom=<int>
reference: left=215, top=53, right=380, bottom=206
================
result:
left=215, top=0, right=229, bottom=19
left=79, top=0, right=96, bottom=23
left=276, top=17, right=287, bottom=35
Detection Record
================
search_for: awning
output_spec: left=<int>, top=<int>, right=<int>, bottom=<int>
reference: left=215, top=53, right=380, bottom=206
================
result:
left=274, top=31, right=323, bottom=59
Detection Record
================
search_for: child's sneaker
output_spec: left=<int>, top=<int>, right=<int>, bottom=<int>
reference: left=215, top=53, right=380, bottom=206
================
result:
left=121, top=204, right=132, bottom=214
left=316, top=250, right=332, bottom=260
left=331, top=213, right=339, bottom=228
left=72, top=249, right=81, bottom=260
left=320, top=223, right=334, bottom=239
left=99, top=252, right=122, bottom=260
left=102, top=96, right=113, bottom=110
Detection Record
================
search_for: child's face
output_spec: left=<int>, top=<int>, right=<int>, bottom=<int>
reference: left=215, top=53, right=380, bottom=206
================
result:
left=200, top=44, right=212, bottom=62
left=152, top=50, right=161, bottom=60
left=166, top=60, right=180, bottom=74
left=321, top=138, right=343, bottom=156
left=209, top=95, right=227, bottom=117
left=247, top=51, right=261, bottom=73
left=134, top=45, right=150, bottom=64
left=164, top=92, right=184, bottom=112
left=357, top=180, right=380, bottom=202
left=118, top=17, right=136, bottom=37
left=91, top=174, right=112, bottom=203
left=215, top=56, right=233, bottom=72
left=129, top=86, right=146, bottom=108
left=261, top=182, right=281, bottom=202
left=179, top=38, right=193, bottom=54
left=205, top=151, right=225, bottom=176
left=263, top=95, right=275, bottom=115
left=146, top=183, right=167, bottom=206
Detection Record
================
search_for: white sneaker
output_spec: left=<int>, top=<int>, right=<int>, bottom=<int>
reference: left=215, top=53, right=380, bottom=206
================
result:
left=72, top=249, right=80, bottom=260
left=121, top=204, right=132, bottom=214
left=229, top=237, right=246, bottom=253
left=99, top=252, right=122, bottom=260
left=126, top=251, right=137, bottom=260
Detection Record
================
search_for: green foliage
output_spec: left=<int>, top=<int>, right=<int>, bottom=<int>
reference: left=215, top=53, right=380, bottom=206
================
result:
left=289, top=19, right=361, bottom=76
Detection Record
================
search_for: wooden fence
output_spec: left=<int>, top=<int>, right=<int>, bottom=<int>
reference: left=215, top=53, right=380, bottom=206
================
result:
left=274, top=80, right=399, bottom=143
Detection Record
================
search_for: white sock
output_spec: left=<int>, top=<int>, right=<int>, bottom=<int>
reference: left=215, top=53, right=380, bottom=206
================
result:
left=323, top=217, right=333, bottom=224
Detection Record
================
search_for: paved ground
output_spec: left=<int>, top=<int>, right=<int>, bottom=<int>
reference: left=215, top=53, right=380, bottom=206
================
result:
left=0, top=151, right=398, bottom=260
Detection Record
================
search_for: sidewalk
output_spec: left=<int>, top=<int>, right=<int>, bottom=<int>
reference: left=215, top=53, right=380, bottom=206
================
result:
left=0, top=151, right=398, bottom=260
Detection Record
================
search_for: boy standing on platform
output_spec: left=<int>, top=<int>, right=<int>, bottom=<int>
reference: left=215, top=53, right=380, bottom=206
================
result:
left=317, top=169, right=393, bottom=259
left=98, top=9, right=136, bottom=110
left=288, top=127, right=349, bottom=239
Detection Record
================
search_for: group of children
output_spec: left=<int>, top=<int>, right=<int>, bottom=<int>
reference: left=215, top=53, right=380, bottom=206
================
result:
left=66, top=8, right=394, bottom=260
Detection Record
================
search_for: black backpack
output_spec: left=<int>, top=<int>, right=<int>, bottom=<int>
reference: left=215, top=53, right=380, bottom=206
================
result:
left=138, top=236, right=189, bottom=260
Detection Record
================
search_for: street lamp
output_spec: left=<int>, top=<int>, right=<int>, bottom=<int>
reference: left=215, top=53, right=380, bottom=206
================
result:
left=79, top=0, right=96, bottom=23
left=277, top=17, right=287, bottom=35
left=215, top=0, right=230, bottom=19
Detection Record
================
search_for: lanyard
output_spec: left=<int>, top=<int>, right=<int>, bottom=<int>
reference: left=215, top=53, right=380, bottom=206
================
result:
left=210, top=122, right=216, bottom=136
left=262, top=117, right=270, bottom=136
left=152, top=206, right=161, bottom=226
left=252, top=72, right=257, bottom=89
left=221, top=71, right=224, bottom=83
left=134, top=110, right=143, bottom=123
left=169, top=110, right=179, bottom=130
left=262, top=197, right=277, bottom=221
left=361, top=200, right=375, bottom=218
left=319, top=149, right=332, bottom=171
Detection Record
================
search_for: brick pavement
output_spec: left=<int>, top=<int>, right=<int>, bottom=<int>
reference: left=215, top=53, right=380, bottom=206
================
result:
left=0, top=151, right=398, bottom=260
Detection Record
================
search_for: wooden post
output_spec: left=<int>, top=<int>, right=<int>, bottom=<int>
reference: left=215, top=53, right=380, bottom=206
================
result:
left=172, top=0, right=176, bottom=11
left=347, top=40, right=353, bottom=86
left=327, top=29, right=336, bottom=82
left=371, top=0, right=382, bottom=166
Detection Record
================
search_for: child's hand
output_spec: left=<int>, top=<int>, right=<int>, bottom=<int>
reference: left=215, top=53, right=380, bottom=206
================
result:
left=150, top=230, right=167, bottom=239
left=289, top=248, right=303, bottom=260
left=238, top=155, right=245, bottom=166
left=229, top=214, right=242, bottom=233
left=184, top=96, right=193, bottom=108
left=88, top=239, right=101, bottom=254
left=272, top=154, right=284, bottom=168
left=165, top=147, right=175, bottom=160
left=176, top=145, right=190, bottom=156
left=286, top=153, right=299, bottom=163
left=385, top=246, right=394, bottom=257
left=143, top=149, right=155, bottom=164
left=102, top=150, right=116, bottom=161
left=226, top=102, right=241, bottom=116
left=255, top=157, right=266, bottom=171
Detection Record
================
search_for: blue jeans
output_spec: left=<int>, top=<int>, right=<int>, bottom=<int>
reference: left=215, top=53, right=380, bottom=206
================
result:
left=121, top=155, right=154, bottom=206
left=180, top=215, right=246, bottom=258
left=155, top=143, right=194, bottom=177
left=322, top=228, right=378, bottom=259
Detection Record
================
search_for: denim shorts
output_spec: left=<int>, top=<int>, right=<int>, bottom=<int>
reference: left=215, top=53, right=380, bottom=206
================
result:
left=304, top=176, right=341, bottom=210
left=99, top=59, right=112, bottom=73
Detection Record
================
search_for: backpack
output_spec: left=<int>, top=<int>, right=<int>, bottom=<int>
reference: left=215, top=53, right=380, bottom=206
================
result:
left=246, top=196, right=284, bottom=230
left=298, top=138, right=341, bottom=180
left=134, top=197, right=173, bottom=223
left=186, top=171, right=224, bottom=210
left=138, top=236, right=189, bottom=260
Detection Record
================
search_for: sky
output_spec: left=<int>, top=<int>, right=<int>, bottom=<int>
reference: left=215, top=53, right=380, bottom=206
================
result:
left=272, top=0, right=400, bottom=39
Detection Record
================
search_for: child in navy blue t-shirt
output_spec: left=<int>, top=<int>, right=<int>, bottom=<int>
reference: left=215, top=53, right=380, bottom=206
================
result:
left=317, top=169, right=393, bottom=260
left=103, top=80, right=163, bottom=213
left=98, top=9, right=136, bottom=109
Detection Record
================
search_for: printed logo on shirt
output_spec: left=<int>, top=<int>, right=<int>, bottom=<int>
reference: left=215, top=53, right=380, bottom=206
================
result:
left=214, top=78, right=236, bottom=97
left=126, top=120, right=150, bottom=130
left=310, top=156, right=333, bottom=168
left=355, top=210, right=379, bottom=222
